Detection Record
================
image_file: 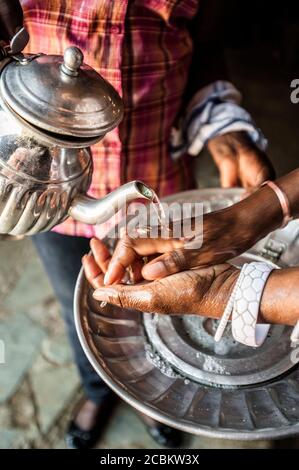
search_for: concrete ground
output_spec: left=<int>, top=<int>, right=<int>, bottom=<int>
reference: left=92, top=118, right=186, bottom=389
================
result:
left=0, top=43, right=299, bottom=449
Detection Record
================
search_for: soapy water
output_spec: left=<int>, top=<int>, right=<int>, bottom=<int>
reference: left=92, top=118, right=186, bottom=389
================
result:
left=144, top=330, right=230, bottom=382
left=202, top=356, right=227, bottom=375
left=143, top=314, right=234, bottom=381
left=182, top=316, right=237, bottom=356
left=145, top=343, right=179, bottom=379
left=144, top=315, right=191, bottom=381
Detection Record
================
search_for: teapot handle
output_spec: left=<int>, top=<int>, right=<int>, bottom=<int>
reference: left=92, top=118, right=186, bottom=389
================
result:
left=0, top=0, right=29, bottom=59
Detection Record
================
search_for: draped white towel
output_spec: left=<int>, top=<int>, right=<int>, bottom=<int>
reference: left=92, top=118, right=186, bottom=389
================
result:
left=170, top=80, right=268, bottom=160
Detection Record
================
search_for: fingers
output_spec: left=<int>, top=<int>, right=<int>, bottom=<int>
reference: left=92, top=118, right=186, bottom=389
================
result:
left=82, top=253, right=104, bottom=289
left=104, top=236, right=183, bottom=285
left=208, top=131, right=275, bottom=189
left=142, top=248, right=192, bottom=280
left=129, top=259, right=144, bottom=284
left=83, top=238, right=112, bottom=289
left=238, top=148, right=275, bottom=188
left=103, top=237, right=138, bottom=285
left=93, top=282, right=161, bottom=313
left=216, top=156, right=239, bottom=188
left=87, top=236, right=156, bottom=286
left=93, top=274, right=189, bottom=314
left=90, top=238, right=111, bottom=274
left=141, top=231, right=232, bottom=280
left=92, top=265, right=235, bottom=315
left=225, top=131, right=275, bottom=188
left=207, top=136, right=239, bottom=188
left=93, top=264, right=237, bottom=316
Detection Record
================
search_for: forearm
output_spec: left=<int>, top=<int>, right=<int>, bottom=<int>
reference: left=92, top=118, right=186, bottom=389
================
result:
left=231, top=168, right=299, bottom=247
left=260, top=267, right=299, bottom=326
left=276, top=168, right=299, bottom=218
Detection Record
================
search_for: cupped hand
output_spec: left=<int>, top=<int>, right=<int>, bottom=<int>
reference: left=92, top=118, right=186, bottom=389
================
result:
left=82, top=237, right=144, bottom=290
left=82, top=238, right=238, bottom=316
left=207, top=131, right=275, bottom=189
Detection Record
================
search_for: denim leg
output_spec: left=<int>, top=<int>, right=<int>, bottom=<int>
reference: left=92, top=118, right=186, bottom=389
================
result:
left=32, top=231, right=112, bottom=404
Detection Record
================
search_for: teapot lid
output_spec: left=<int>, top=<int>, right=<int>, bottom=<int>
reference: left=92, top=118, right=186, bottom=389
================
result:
left=0, top=46, right=123, bottom=140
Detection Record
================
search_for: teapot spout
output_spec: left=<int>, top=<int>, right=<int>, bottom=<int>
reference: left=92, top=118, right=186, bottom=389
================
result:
left=68, top=180, right=154, bottom=225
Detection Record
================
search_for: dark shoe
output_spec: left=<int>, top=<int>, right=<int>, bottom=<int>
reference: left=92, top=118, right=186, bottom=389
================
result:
left=137, top=410, right=184, bottom=448
left=145, top=421, right=184, bottom=448
left=66, top=396, right=114, bottom=449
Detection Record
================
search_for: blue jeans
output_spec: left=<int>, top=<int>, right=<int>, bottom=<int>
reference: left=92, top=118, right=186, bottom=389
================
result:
left=32, top=231, right=112, bottom=404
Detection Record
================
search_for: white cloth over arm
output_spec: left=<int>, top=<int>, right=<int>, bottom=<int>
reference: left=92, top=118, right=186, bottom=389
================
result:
left=170, top=80, right=268, bottom=160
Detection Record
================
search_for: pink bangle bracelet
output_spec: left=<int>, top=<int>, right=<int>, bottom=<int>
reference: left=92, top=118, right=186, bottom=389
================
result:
left=261, top=180, right=292, bottom=228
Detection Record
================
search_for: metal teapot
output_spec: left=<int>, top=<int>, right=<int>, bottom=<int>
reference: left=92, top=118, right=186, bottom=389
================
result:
left=0, top=28, right=153, bottom=236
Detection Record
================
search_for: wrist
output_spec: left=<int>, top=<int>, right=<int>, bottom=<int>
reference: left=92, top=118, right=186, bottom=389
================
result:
left=233, top=186, right=283, bottom=246
left=260, top=268, right=299, bottom=326
left=198, top=265, right=239, bottom=319
left=276, top=168, right=299, bottom=219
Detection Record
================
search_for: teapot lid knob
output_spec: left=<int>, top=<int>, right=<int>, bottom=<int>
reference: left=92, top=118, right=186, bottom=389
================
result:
left=61, top=46, right=84, bottom=77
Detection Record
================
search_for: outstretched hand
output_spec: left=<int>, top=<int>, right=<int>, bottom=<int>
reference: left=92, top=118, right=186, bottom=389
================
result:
left=82, top=238, right=238, bottom=317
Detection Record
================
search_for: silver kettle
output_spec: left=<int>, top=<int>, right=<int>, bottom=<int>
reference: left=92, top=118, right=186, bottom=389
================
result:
left=0, top=28, right=153, bottom=236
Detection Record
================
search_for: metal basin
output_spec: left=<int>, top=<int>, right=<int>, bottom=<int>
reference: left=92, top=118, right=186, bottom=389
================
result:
left=74, top=188, right=299, bottom=440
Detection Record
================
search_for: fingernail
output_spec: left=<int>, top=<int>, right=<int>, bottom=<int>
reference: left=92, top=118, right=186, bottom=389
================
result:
left=93, top=288, right=115, bottom=302
left=180, top=234, right=195, bottom=241
left=143, top=261, right=165, bottom=278
left=104, top=260, right=118, bottom=285
left=104, top=271, right=111, bottom=285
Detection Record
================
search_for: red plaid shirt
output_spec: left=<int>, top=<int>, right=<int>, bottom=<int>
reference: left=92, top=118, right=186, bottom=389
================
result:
left=22, top=0, right=199, bottom=238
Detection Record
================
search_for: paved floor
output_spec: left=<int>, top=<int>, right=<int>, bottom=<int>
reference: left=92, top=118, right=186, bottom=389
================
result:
left=0, top=43, right=299, bottom=449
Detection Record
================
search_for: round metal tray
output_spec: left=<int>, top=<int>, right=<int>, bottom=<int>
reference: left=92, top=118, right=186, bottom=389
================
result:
left=143, top=255, right=294, bottom=388
left=74, top=188, right=299, bottom=440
